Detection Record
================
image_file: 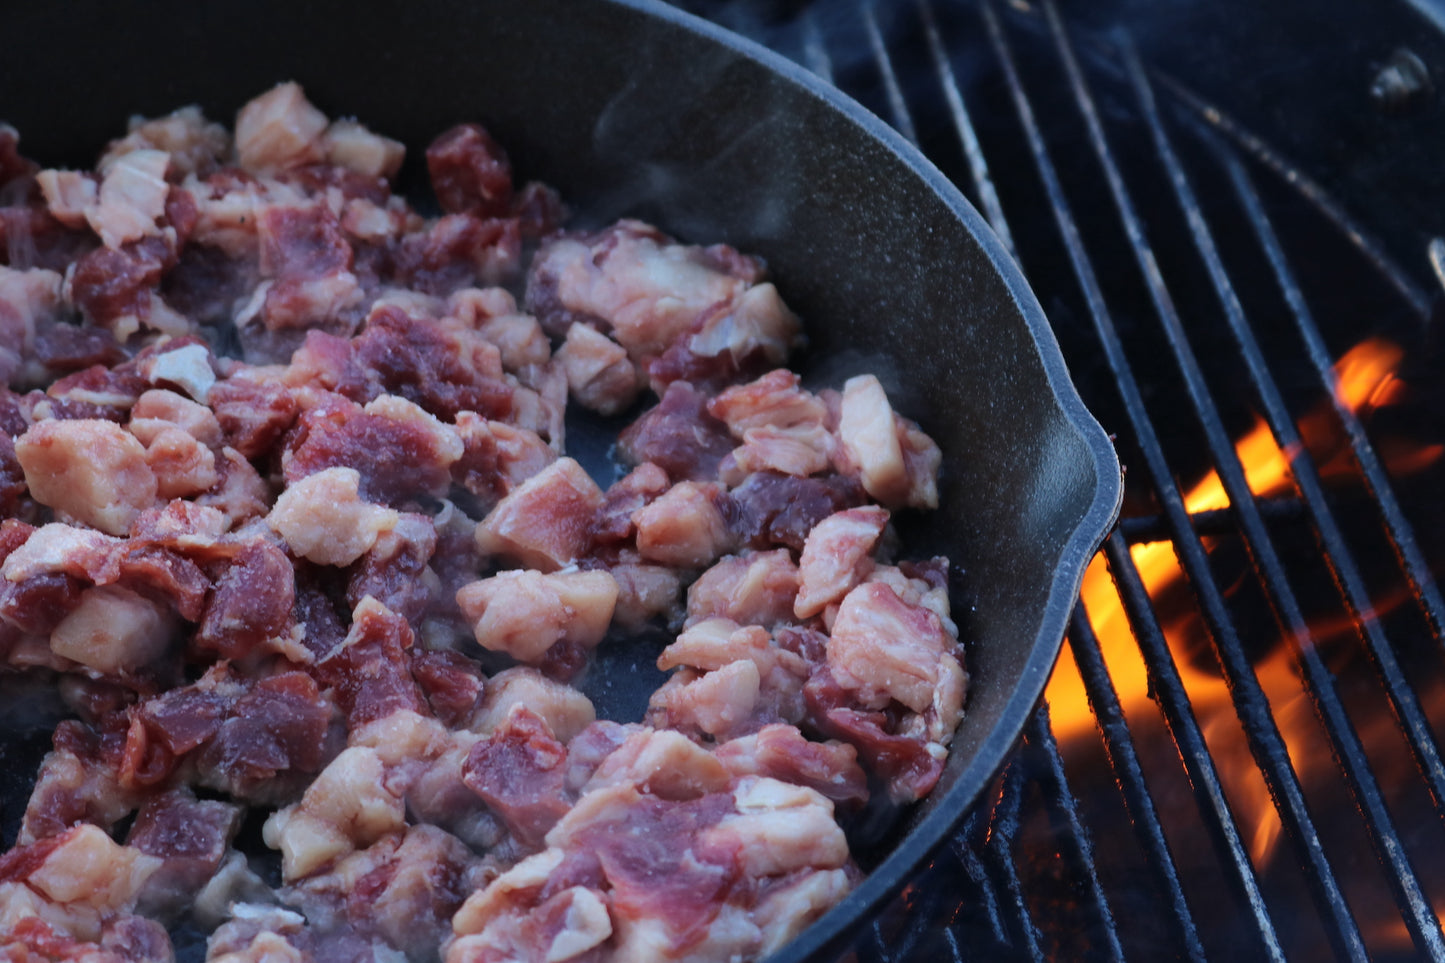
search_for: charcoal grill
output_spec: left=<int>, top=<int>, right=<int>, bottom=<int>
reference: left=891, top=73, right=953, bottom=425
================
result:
left=676, top=0, right=1445, bottom=959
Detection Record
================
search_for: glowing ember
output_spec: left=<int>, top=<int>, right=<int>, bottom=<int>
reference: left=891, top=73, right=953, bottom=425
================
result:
left=1334, top=337, right=1406, bottom=415
left=1044, top=334, right=1425, bottom=867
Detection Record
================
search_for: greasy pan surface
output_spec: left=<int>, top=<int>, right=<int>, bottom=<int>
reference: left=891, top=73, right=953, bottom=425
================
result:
left=0, top=0, right=1121, bottom=958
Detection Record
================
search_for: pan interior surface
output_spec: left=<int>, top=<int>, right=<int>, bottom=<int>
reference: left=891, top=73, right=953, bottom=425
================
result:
left=0, top=0, right=1121, bottom=958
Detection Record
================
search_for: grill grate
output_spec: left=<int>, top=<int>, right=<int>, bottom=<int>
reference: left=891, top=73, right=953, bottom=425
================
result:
left=685, top=0, right=1445, bottom=959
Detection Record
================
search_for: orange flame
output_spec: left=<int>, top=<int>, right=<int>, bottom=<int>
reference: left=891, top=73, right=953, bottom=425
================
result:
left=1044, top=336, right=1424, bottom=870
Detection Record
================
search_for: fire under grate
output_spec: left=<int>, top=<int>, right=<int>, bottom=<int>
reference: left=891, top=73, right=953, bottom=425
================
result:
left=683, top=1, right=1445, bottom=960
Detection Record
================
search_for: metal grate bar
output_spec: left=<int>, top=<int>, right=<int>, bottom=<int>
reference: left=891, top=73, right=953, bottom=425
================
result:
left=859, top=0, right=919, bottom=145
left=1153, top=77, right=1432, bottom=319
left=978, top=1, right=1300, bottom=954
left=1067, top=611, right=1208, bottom=961
left=1119, top=498, right=1304, bottom=543
left=916, top=0, right=1016, bottom=255
left=1094, top=27, right=1445, bottom=956
left=989, top=756, right=1046, bottom=961
left=1047, top=4, right=1440, bottom=953
left=1100, top=534, right=1286, bottom=961
left=981, top=0, right=1363, bottom=955
left=1127, top=30, right=1445, bottom=826
left=1211, top=141, right=1445, bottom=644
left=953, top=801, right=1010, bottom=946
left=1026, top=705, right=1125, bottom=962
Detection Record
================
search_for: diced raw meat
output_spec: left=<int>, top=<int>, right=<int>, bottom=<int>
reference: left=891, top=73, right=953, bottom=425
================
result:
left=144, top=426, right=218, bottom=498
left=462, top=705, right=572, bottom=848
left=475, top=457, right=603, bottom=571
left=617, top=380, right=735, bottom=483
left=473, top=311, right=551, bottom=374
left=87, top=150, right=170, bottom=249
left=1, top=522, right=119, bottom=583
left=65, top=236, right=180, bottom=338
left=836, top=374, right=905, bottom=506
left=314, top=597, right=426, bottom=730
left=283, top=392, right=463, bottom=505
left=794, top=506, right=888, bottom=619
left=707, top=369, right=827, bottom=436
left=283, top=824, right=479, bottom=961
left=266, top=467, right=400, bottom=566
left=525, top=220, right=756, bottom=364
left=592, top=462, right=669, bottom=545
left=451, top=412, right=556, bottom=512
left=391, top=212, right=522, bottom=296
left=322, top=119, right=405, bottom=180
left=753, top=868, right=853, bottom=957
left=196, top=448, right=272, bottom=527
left=14, top=419, right=157, bottom=535
left=129, top=388, right=222, bottom=447
left=235, top=83, right=329, bottom=175
left=649, top=282, right=802, bottom=392
left=19, top=734, right=140, bottom=845
left=49, top=583, right=174, bottom=673
left=867, top=562, right=955, bottom=634
left=36, top=170, right=99, bottom=230
left=348, top=304, right=516, bottom=422
left=556, top=322, right=640, bottom=415
left=473, top=668, right=596, bottom=745
left=262, top=746, right=406, bottom=880
left=456, top=569, right=618, bottom=664
left=347, top=709, right=451, bottom=776
left=0, top=441, right=24, bottom=522
left=448, top=849, right=590, bottom=963
left=452, top=772, right=852, bottom=963
left=803, top=667, right=946, bottom=803
left=699, top=777, right=848, bottom=878
left=0, top=265, right=63, bottom=385
left=127, top=789, right=241, bottom=916
left=20, top=824, right=161, bottom=914
left=192, top=670, right=333, bottom=802
left=207, top=373, right=299, bottom=458
left=410, top=650, right=486, bottom=730
left=205, top=904, right=311, bottom=963
left=100, top=105, right=231, bottom=180
left=426, top=123, right=513, bottom=217
left=195, top=537, right=295, bottom=659
left=0, top=103, right=965, bottom=963
left=605, top=558, right=685, bottom=631
left=897, top=416, right=942, bottom=510
left=346, top=512, right=437, bottom=624
left=687, top=550, right=800, bottom=629
left=649, top=663, right=760, bottom=740
left=510, top=180, right=567, bottom=239
left=446, top=285, right=517, bottom=325
left=633, top=481, right=734, bottom=568
left=32, top=323, right=124, bottom=376
left=136, top=341, right=218, bottom=402
left=834, top=375, right=941, bottom=510
left=713, top=724, right=868, bottom=806
left=722, top=423, right=833, bottom=482
left=39, top=365, right=146, bottom=423
left=649, top=620, right=811, bottom=741
left=583, top=727, right=730, bottom=801
left=826, top=581, right=959, bottom=714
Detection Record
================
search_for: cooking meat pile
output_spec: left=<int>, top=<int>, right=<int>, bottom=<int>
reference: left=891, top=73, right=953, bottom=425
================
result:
left=0, top=84, right=964, bottom=963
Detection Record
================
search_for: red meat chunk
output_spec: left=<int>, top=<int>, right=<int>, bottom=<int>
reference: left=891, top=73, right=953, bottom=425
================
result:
left=462, top=706, right=572, bottom=849
left=426, top=123, right=514, bottom=217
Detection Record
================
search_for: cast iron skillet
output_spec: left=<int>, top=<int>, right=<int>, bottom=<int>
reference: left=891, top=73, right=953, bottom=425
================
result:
left=0, top=0, right=1122, bottom=958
